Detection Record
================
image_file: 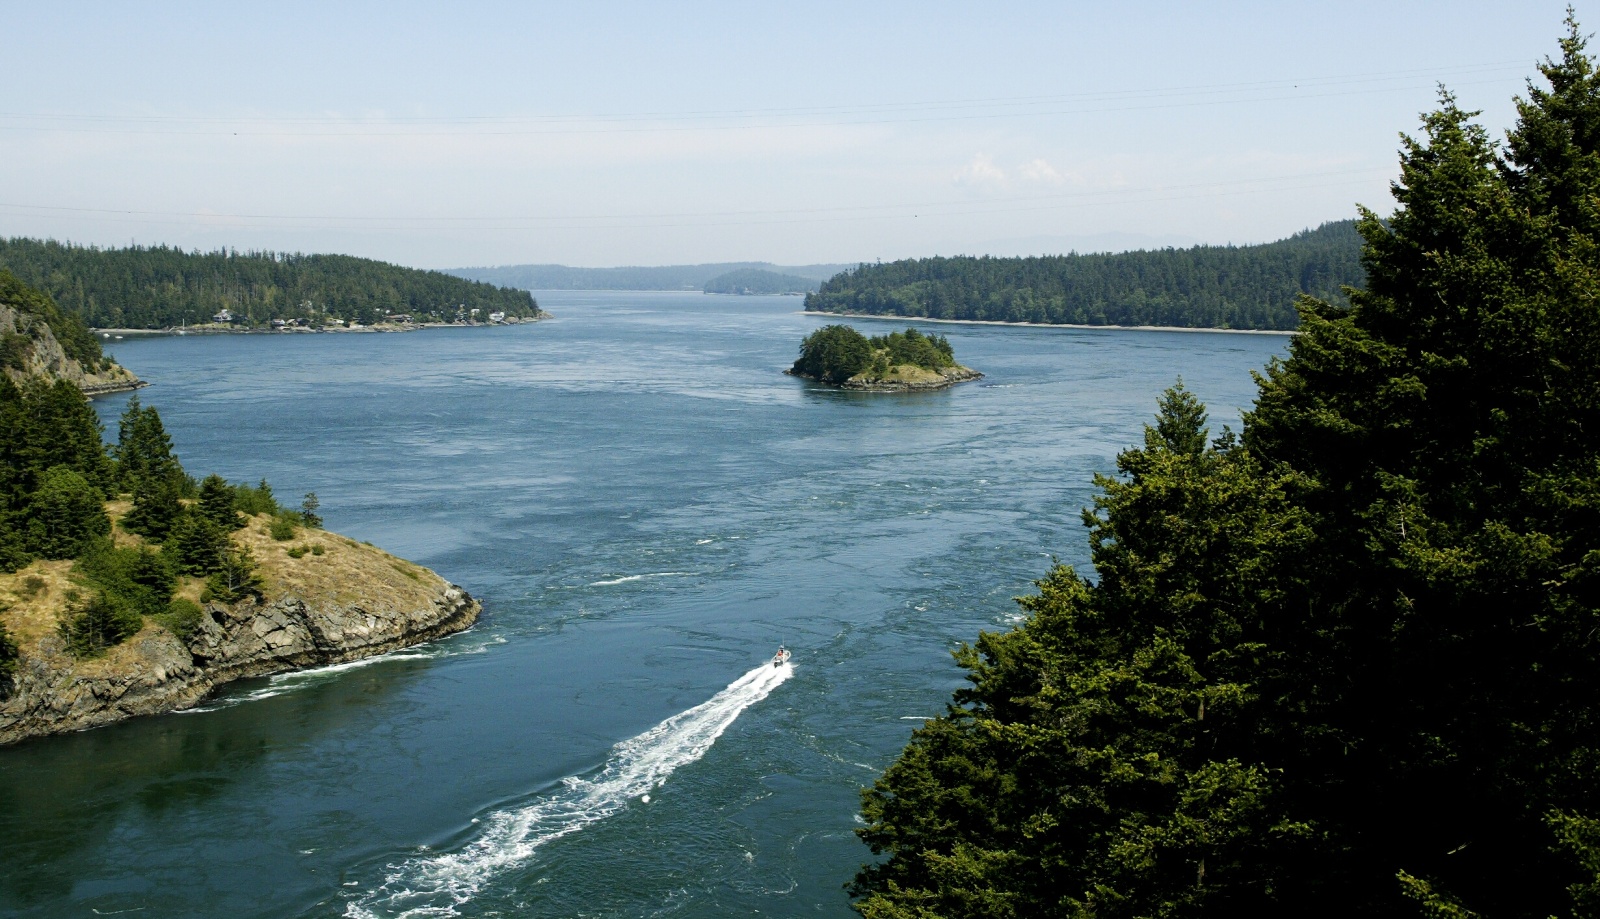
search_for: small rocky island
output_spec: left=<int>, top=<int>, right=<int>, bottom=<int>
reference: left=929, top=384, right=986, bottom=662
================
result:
left=785, top=324, right=982, bottom=391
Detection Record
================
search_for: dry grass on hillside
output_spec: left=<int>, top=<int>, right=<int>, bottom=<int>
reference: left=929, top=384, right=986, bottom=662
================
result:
left=0, top=506, right=450, bottom=670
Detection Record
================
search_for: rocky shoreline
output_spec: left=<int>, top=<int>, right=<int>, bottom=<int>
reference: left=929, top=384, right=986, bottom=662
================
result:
left=786, top=364, right=983, bottom=392
left=0, top=531, right=481, bottom=747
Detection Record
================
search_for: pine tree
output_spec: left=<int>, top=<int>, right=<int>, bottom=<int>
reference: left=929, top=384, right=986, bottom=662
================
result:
left=197, top=474, right=242, bottom=529
left=24, top=466, right=110, bottom=559
left=121, top=473, right=184, bottom=541
left=203, top=546, right=262, bottom=604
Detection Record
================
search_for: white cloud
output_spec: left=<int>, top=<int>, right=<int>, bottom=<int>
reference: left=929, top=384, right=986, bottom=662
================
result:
left=1018, top=158, right=1066, bottom=185
left=954, top=153, right=1008, bottom=187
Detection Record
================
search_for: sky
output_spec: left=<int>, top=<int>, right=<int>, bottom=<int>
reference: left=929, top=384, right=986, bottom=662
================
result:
left=0, top=1, right=1581, bottom=269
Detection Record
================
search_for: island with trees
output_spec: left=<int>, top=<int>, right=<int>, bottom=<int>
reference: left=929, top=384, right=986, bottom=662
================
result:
left=806, top=219, right=1362, bottom=331
left=849, top=21, right=1600, bottom=918
left=0, top=274, right=479, bottom=745
left=703, top=267, right=819, bottom=295
left=786, top=324, right=980, bottom=391
left=0, top=238, right=542, bottom=331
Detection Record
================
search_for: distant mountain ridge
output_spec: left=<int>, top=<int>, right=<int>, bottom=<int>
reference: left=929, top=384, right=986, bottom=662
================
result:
left=806, top=221, right=1363, bottom=331
left=446, top=261, right=852, bottom=291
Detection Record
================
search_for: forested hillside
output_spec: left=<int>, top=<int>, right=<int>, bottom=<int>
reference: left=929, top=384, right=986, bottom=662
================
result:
left=703, top=268, right=818, bottom=294
left=0, top=239, right=541, bottom=329
left=852, top=23, right=1600, bottom=918
left=808, top=220, right=1362, bottom=330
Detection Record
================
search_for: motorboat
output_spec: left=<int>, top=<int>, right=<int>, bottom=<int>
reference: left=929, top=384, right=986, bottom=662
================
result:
left=772, top=645, right=791, bottom=667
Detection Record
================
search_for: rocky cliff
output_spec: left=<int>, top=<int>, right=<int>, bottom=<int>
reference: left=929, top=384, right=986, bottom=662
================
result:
left=0, top=300, right=143, bottom=395
left=0, top=520, right=480, bottom=746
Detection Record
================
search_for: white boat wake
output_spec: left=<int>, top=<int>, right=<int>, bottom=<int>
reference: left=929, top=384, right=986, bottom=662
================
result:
left=345, top=659, right=793, bottom=918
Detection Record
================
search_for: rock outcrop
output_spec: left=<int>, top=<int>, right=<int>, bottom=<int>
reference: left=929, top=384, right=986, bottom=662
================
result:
left=787, top=363, right=984, bottom=392
left=0, top=525, right=480, bottom=746
left=0, top=301, right=144, bottom=395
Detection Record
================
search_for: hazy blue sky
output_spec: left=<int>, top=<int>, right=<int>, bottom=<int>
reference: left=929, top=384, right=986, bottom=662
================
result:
left=0, top=1, right=1579, bottom=268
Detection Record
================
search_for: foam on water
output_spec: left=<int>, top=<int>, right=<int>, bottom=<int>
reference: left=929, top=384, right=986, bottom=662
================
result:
left=588, top=571, right=687, bottom=587
left=177, top=633, right=504, bottom=714
left=346, top=660, right=793, bottom=918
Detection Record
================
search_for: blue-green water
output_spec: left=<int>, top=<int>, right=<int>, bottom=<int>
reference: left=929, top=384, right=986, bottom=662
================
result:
left=0, top=293, right=1287, bottom=918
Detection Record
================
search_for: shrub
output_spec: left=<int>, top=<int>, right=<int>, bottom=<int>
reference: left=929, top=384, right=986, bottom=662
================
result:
left=310, top=543, right=324, bottom=556
left=286, top=546, right=307, bottom=559
left=233, top=478, right=279, bottom=517
left=154, top=598, right=204, bottom=643
left=268, top=514, right=298, bottom=541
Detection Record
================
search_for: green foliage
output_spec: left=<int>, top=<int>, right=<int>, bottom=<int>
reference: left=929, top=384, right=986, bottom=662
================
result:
left=197, top=474, right=243, bottom=529
left=202, top=546, right=262, bottom=605
left=113, top=395, right=186, bottom=495
left=867, top=327, right=954, bottom=371
left=0, top=618, right=18, bottom=679
left=0, top=240, right=541, bottom=329
left=120, top=473, right=185, bottom=541
left=0, top=268, right=107, bottom=370
left=310, top=543, right=324, bottom=556
left=25, top=466, right=111, bottom=558
left=300, top=492, right=322, bottom=529
left=268, top=514, right=298, bottom=541
left=793, top=324, right=873, bottom=383
left=855, top=22, right=1600, bottom=918
left=703, top=267, right=819, bottom=294
left=59, top=590, right=143, bottom=657
left=166, top=512, right=229, bottom=576
left=807, top=221, right=1364, bottom=330
left=233, top=478, right=278, bottom=516
left=153, top=597, right=204, bottom=643
left=75, top=540, right=176, bottom=620
left=286, top=545, right=307, bottom=559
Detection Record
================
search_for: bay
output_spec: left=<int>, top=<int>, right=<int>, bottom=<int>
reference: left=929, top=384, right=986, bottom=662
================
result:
left=0, top=291, right=1288, bottom=918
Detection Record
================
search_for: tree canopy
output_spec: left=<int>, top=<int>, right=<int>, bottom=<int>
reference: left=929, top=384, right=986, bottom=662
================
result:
left=791, top=325, right=957, bottom=384
left=852, top=20, right=1600, bottom=918
left=806, top=220, right=1363, bottom=330
left=0, top=239, right=541, bottom=329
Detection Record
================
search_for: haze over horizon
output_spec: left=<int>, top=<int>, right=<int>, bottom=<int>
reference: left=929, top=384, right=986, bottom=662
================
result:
left=0, top=1, right=1576, bottom=271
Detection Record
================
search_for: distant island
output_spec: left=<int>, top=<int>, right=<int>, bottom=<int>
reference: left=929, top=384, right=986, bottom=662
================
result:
left=0, top=238, right=542, bottom=331
left=805, top=220, right=1362, bottom=331
left=703, top=267, right=819, bottom=295
left=786, top=324, right=981, bottom=391
left=0, top=274, right=479, bottom=744
left=445, top=260, right=851, bottom=291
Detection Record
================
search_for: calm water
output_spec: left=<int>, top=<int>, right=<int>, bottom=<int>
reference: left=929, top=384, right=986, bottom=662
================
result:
left=0, top=292, right=1287, bottom=918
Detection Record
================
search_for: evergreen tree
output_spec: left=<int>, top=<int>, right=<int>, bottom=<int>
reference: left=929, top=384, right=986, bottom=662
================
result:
left=792, top=324, right=873, bottom=383
left=121, top=473, right=184, bottom=541
left=0, top=619, right=17, bottom=681
left=113, top=396, right=185, bottom=494
left=166, top=512, right=229, bottom=575
left=24, top=466, right=110, bottom=559
left=854, top=21, right=1600, bottom=918
left=300, top=492, right=322, bottom=529
left=197, top=474, right=243, bottom=529
left=203, top=546, right=262, bottom=604
left=58, top=590, right=142, bottom=657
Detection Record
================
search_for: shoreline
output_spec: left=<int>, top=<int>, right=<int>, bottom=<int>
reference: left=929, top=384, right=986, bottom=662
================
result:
left=91, top=316, right=545, bottom=337
left=799, top=311, right=1295, bottom=336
